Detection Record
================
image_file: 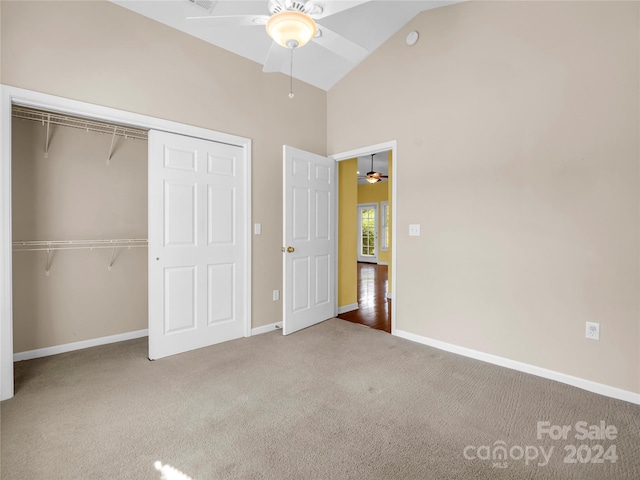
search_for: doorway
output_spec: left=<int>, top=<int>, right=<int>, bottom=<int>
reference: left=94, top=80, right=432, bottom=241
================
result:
left=332, top=142, right=397, bottom=335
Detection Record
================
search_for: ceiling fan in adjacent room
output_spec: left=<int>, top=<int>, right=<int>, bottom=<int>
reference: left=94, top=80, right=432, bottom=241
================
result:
left=360, top=154, right=388, bottom=184
left=187, top=0, right=369, bottom=90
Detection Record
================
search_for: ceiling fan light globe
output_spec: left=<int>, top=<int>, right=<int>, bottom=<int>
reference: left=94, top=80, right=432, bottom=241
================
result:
left=366, top=176, right=379, bottom=184
left=266, top=10, right=317, bottom=48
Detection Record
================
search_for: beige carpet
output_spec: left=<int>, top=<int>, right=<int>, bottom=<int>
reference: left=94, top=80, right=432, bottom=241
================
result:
left=1, top=319, right=639, bottom=479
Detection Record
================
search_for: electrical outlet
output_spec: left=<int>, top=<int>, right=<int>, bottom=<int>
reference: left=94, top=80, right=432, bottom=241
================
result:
left=586, top=322, right=600, bottom=340
left=409, top=224, right=421, bottom=236
left=272, top=289, right=280, bottom=301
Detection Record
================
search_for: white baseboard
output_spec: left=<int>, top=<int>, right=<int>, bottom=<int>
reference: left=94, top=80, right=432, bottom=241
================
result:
left=377, top=261, right=389, bottom=266
left=394, top=329, right=640, bottom=406
left=337, top=303, right=359, bottom=314
left=13, top=329, right=149, bottom=362
left=251, top=322, right=282, bottom=335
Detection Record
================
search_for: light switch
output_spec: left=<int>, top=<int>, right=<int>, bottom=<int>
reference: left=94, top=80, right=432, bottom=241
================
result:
left=254, top=223, right=262, bottom=235
left=409, top=224, right=421, bottom=236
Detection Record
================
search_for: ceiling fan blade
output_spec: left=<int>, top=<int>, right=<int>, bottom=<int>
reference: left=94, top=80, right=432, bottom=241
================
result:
left=313, top=24, right=368, bottom=64
left=262, top=42, right=290, bottom=73
left=308, top=0, right=370, bottom=20
left=186, top=14, right=268, bottom=27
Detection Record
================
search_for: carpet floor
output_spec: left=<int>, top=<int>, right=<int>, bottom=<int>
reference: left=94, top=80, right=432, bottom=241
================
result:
left=1, top=319, right=639, bottom=479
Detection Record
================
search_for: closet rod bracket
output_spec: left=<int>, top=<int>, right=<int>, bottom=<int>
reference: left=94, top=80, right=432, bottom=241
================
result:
left=45, top=248, right=53, bottom=276
left=107, top=246, right=117, bottom=271
left=107, top=127, right=117, bottom=166
left=44, top=113, right=51, bottom=159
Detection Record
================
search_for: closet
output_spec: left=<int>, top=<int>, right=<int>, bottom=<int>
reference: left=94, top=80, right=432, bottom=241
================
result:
left=11, top=107, right=148, bottom=356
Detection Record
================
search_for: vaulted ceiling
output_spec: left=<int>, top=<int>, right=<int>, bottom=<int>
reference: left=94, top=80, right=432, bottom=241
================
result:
left=111, top=0, right=460, bottom=91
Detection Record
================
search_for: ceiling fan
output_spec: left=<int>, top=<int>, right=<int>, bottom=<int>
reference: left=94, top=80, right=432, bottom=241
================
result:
left=360, top=154, right=388, bottom=184
left=187, top=0, right=369, bottom=74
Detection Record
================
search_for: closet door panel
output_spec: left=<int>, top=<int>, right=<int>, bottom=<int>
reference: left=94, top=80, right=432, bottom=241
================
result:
left=164, top=146, right=196, bottom=172
left=207, top=185, right=234, bottom=245
left=149, top=131, right=246, bottom=360
left=164, top=266, right=197, bottom=334
left=207, top=263, right=234, bottom=325
left=164, top=180, right=197, bottom=247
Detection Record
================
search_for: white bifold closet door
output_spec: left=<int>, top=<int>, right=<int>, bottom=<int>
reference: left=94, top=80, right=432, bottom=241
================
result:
left=148, top=130, right=247, bottom=359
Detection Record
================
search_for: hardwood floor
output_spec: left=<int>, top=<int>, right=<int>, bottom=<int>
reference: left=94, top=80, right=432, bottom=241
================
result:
left=338, top=263, right=391, bottom=333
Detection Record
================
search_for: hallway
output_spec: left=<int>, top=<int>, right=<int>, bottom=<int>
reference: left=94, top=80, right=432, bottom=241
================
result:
left=338, top=263, right=390, bottom=333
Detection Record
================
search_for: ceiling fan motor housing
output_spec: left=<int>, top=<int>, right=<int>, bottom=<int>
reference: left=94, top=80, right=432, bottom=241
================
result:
left=269, top=0, right=323, bottom=16
left=269, top=0, right=309, bottom=15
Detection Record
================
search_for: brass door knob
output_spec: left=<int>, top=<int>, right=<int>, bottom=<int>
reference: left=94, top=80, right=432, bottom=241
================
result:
left=287, top=246, right=295, bottom=253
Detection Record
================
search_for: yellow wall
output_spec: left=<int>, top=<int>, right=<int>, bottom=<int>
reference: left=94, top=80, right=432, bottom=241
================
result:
left=357, top=182, right=388, bottom=203
left=338, top=159, right=358, bottom=309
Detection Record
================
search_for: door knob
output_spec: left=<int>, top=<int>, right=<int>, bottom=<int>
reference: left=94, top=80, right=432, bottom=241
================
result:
left=287, top=246, right=295, bottom=253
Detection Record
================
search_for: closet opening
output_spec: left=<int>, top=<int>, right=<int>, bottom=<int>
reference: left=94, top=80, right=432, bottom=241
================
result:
left=2, top=87, right=252, bottom=401
left=11, top=106, right=149, bottom=365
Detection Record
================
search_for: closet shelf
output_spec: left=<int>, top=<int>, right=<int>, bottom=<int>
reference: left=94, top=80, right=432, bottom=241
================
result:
left=12, top=106, right=148, bottom=141
left=12, top=239, right=148, bottom=252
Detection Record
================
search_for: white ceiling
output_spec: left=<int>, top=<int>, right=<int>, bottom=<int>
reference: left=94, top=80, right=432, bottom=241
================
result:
left=110, top=0, right=460, bottom=91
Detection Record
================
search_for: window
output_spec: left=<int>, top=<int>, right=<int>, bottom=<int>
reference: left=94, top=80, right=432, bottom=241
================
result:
left=380, top=201, right=389, bottom=251
left=360, top=207, right=376, bottom=257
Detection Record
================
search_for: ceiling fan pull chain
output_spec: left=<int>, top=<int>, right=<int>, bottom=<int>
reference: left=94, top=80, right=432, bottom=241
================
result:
left=289, top=47, right=295, bottom=99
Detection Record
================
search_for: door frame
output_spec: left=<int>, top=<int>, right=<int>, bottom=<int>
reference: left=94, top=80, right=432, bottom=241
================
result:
left=330, top=140, right=397, bottom=335
left=0, top=85, right=252, bottom=400
left=357, top=203, right=378, bottom=264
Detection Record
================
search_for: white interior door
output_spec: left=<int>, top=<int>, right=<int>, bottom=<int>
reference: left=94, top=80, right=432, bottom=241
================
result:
left=282, top=146, right=336, bottom=335
left=148, top=130, right=247, bottom=359
left=357, top=203, right=378, bottom=263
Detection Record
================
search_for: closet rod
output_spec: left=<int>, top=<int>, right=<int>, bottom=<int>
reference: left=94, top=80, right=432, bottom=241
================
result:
left=11, top=106, right=148, bottom=141
left=13, top=239, right=148, bottom=252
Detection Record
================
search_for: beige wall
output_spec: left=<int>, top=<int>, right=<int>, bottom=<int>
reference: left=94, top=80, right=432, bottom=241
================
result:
left=328, top=1, right=640, bottom=393
left=1, top=0, right=327, bottom=332
left=12, top=120, right=148, bottom=352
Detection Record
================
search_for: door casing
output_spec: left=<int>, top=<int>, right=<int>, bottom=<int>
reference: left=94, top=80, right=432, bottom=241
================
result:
left=0, top=85, right=252, bottom=400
